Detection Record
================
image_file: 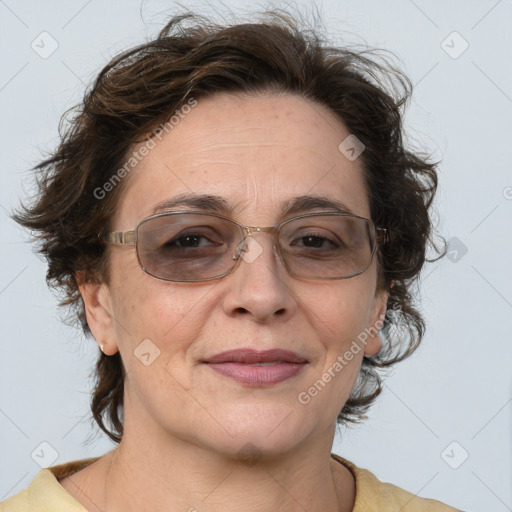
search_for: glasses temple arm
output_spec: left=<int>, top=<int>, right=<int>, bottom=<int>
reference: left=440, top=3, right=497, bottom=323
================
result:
left=103, top=231, right=136, bottom=245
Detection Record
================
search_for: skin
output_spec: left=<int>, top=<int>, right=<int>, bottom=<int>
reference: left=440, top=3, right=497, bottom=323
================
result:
left=60, top=92, right=388, bottom=512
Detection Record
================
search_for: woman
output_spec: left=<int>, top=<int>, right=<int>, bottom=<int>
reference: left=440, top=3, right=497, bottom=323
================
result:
left=1, top=9, right=461, bottom=511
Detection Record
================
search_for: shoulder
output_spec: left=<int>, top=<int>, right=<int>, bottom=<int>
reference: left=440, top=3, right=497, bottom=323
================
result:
left=0, top=458, right=99, bottom=511
left=331, top=454, right=463, bottom=512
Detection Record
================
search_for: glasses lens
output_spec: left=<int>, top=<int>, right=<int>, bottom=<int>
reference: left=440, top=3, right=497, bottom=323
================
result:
left=136, top=213, right=240, bottom=281
left=279, top=214, right=375, bottom=279
left=135, top=212, right=376, bottom=281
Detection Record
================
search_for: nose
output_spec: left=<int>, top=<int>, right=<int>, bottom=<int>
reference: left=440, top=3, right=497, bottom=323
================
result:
left=222, top=234, right=297, bottom=323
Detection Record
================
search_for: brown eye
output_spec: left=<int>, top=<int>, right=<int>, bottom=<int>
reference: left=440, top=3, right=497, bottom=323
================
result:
left=162, top=230, right=223, bottom=250
left=290, top=231, right=342, bottom=250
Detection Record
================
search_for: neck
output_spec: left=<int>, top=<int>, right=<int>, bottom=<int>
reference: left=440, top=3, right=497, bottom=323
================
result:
left=98, top=423, right=355, bottom=512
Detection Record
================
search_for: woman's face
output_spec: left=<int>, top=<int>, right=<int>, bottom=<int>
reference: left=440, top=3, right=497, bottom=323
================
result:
left=83, top=92, right=388, bottom=458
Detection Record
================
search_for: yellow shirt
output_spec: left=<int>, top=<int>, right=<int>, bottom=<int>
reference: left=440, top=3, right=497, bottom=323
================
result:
left=0, top=454, right=461, bottom=511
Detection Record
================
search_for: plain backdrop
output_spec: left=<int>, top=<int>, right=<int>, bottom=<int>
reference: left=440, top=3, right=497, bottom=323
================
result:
left=1, top=1, right=511, bottom=510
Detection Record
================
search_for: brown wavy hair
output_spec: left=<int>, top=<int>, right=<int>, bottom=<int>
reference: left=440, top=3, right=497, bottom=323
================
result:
left=13, top=9, right=444, bottom=444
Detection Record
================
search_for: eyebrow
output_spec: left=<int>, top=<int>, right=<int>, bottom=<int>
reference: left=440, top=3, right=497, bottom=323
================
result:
left=151, top=193, right=356, bottom=218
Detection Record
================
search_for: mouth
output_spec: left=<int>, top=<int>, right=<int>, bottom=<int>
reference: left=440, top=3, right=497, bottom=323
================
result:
left=202, top=349, right=308, bottom=387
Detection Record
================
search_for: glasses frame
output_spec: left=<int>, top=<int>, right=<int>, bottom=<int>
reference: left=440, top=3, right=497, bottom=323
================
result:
left=103, top=210, right=388, bottom=282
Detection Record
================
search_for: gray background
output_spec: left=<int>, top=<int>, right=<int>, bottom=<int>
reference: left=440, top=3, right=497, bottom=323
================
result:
left=1, top=1, right=511, bottom=510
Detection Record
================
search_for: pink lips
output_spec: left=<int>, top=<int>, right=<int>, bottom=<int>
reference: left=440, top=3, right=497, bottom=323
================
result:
left=202, top=349, right=307, bottom=386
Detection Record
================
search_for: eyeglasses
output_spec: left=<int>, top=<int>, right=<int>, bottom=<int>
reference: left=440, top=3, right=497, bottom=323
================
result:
left=103, top=211, right=387, bottom=282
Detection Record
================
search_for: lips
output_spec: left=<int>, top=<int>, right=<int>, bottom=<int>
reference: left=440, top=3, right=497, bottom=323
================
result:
left=203, top=349, right=307, bottom=365
left=202, top=349, right=307, bottom=386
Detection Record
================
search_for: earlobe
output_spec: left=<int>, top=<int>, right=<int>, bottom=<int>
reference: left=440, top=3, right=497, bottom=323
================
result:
left=76, top=271, right=119, bottom=355
left=363, top=290, right=389, bottom=357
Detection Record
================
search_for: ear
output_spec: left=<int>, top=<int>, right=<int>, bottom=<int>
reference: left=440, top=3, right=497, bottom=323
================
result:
left=363, top=289, right=389, bottom=357
left=76, top=271, right=119, bottom=356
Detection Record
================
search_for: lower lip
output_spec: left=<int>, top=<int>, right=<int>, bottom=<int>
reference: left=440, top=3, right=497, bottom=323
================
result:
left=204, top=362, right=306, bottom=386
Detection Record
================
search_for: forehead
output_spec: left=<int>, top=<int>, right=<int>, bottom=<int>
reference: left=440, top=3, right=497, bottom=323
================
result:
left=114, top=92, right=370, bottom=226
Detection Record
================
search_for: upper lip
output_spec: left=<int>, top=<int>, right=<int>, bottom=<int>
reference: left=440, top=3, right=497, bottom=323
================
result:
left=202, top=349, right=307, bottom=364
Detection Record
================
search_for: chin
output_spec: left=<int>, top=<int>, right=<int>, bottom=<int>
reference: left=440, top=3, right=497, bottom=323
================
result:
left=202, top=409, right=316, bottom=459
left=211, top=434, right=304, bottom=464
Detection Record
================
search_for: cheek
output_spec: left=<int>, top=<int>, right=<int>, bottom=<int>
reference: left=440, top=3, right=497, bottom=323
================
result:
left=108, top=276, right=212, bottom=416
left=307, top=280, right=375, bottom=349
left=108, top=264, right=212, bottom=365
left=297, top=280, right=376, bottom=412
